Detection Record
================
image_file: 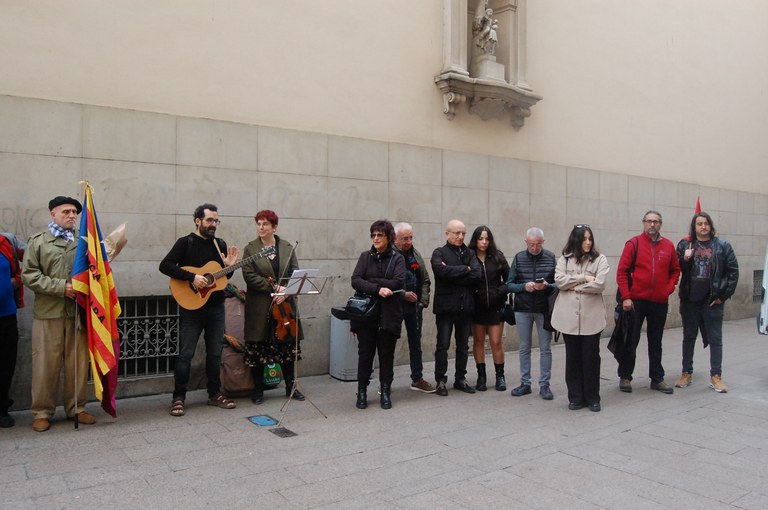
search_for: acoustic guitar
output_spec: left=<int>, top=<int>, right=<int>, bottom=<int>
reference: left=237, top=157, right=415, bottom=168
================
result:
left=170, top=246, right=276, bottom=310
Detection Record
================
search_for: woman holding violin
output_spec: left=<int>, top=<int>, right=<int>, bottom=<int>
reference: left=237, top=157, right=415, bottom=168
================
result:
left=350, top=219, right=405, bottom=410
left=242, top=210, right=304, bottom=404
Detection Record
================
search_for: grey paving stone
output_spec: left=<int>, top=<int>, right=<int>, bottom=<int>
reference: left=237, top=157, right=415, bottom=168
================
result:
left=1, top=319, right=766, bottom=508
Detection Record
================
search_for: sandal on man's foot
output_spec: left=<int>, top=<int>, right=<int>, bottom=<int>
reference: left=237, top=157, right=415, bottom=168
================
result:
left=207, top=393, right=236, bottom=409
left=170, top=399, right=185, bottom=417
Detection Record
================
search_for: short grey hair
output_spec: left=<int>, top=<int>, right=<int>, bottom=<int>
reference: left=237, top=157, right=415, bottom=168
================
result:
left=526, top=227, right=544, bottom=239
left=394, top=222, right=413, bottom=236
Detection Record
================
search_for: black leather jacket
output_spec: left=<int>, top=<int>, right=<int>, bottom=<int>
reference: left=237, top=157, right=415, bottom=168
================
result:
left=676, top=236, right=738, bottom=303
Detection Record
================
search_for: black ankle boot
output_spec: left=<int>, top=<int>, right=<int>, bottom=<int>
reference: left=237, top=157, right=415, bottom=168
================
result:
left=495, top=363, right=506, bottom=391
left=380, top=383, right=392, bottom=409
left=475, top=363, right=487, bottom=391
left=356, top=384, right=368, bottom=409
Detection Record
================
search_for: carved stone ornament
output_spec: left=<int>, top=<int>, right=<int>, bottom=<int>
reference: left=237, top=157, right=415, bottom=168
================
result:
left=435, top=72, right=541, bottom=127
left=436, top=0, right=541, bottom=127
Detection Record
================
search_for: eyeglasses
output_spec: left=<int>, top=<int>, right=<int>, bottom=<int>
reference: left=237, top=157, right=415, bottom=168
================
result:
left=370, top=233, right=386, bottom=239
left=448, top=231, right=466, bottom=236
left=643, top=219, right=661, bottom=225
left=398, top=236, right=413, bottom=241
left=574, top=224, right=590, bottom=229
left=203, top=218, right=221, bottom=225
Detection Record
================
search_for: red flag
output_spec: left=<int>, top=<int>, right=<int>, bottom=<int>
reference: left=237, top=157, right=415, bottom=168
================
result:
left=695, top=196, right=701, bottom=214
left=72, top=182, right=122, bottom=417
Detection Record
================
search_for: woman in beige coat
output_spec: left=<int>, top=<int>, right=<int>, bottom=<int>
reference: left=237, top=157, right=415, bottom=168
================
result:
left=551, top=225, right=610, bottom=412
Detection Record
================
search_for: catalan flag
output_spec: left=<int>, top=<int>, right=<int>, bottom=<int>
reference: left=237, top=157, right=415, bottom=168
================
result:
left=72, top=182, right=122, bottom=417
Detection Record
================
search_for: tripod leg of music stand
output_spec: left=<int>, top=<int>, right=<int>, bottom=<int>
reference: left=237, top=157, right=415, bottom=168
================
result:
left=277, top=338, right=327, bottom=427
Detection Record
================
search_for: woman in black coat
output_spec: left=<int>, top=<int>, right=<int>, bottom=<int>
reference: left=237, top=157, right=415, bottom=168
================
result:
left=350, top=219, right=406, bottom=410
left=469, top=226, right=510, bottom=391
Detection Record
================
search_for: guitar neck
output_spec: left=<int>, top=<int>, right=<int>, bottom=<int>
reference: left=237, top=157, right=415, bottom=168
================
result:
left=210, top=251, right=270, bottom=280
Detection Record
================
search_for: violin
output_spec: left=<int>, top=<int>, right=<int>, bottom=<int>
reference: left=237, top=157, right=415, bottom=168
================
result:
left=268, top=277, right=298, bottom=343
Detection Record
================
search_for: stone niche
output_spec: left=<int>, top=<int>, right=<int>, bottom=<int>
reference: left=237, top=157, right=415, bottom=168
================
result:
left=434, top=0, right=542, bottom=127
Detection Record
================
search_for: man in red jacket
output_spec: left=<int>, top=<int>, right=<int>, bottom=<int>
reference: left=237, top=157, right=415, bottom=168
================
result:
left=616, top=210, right=681, bottom=394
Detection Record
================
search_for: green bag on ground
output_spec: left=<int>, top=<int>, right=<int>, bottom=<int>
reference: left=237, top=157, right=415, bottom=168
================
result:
left=264, top=363, right=283, bottom=386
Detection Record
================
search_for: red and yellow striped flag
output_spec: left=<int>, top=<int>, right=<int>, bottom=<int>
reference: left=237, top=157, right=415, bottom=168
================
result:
left=72, top=182, right=122, bottom=417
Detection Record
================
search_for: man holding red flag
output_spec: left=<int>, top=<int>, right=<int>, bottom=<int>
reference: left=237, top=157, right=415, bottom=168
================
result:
left=22, top=196, right=97, bottom=432
left=71, top=184, right=122, bottom=419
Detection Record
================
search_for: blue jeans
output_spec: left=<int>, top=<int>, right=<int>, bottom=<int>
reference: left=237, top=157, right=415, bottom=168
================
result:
left=403, top=304, right=424, bottom=382
left=434, top=313, right=471, bottom=384
left=680, top=300, right=724, bottom=376
left=514, top=311, right=552, bottom=386
left=174, top=303, right=225, bottom=400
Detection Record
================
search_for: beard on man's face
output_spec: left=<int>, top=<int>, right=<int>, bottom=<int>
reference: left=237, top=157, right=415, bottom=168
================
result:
left=199, top=225, right=216, bottom=238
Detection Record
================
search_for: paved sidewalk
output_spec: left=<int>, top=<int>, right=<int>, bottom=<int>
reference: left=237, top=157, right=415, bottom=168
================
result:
left=2, top=318, right=768, bottom=509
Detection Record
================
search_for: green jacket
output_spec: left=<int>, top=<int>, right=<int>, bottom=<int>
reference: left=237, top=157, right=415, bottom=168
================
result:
left=241, top=236, right=303, bottom=343
left=22, top=230, right=79, bottom=319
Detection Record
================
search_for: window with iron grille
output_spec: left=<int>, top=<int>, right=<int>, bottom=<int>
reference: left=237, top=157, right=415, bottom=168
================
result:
left=116, top=296, right=179, bottom=379
left=755, top=270, right=764, bottom=304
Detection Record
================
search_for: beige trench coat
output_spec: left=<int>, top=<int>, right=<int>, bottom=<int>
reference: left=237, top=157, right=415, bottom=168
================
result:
left=551, top=253, right=610, bottom=336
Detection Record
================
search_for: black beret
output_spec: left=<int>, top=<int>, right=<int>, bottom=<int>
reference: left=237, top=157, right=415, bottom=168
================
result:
left=48, top=196, right=83, bottom=214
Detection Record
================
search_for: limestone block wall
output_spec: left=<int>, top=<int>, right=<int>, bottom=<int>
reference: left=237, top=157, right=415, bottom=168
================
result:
left=2, top=94, right=766, bottom=407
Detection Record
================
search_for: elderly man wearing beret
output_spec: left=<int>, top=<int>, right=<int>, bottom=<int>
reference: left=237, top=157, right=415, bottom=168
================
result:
left=21, top=196, right=97, bottom=432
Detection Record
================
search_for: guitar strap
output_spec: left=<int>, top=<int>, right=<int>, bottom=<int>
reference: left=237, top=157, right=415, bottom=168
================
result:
left=212, top=237, right=227, bottom=266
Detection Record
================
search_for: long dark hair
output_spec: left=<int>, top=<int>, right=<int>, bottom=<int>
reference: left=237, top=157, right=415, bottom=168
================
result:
left=562, top=224, right=600, bottom=261
left=469, top=225, right=505, bottom=265
left=689, top=212, right=716, bottom=240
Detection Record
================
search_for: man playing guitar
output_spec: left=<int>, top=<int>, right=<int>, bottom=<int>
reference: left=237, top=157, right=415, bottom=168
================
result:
left=159, top=203, right=239, bottom=417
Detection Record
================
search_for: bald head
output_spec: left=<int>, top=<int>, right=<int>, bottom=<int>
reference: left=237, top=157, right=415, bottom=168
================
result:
left=445, top=219, right=467, bottom=247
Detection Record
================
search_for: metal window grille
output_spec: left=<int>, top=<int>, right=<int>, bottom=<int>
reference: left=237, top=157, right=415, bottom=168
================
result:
left=755, top=270, right=764, bottom=304
left=116, top=296, right=179, bottom=379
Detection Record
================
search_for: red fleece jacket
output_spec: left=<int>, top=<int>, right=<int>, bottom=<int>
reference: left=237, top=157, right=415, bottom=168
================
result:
left=616, top=232, right=680, bottom=304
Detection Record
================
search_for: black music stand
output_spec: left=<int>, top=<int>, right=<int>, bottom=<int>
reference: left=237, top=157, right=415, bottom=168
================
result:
left=272, top=270, right=328, bottom=425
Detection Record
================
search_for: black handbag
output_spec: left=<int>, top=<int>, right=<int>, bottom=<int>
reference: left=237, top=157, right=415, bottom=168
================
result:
left=344, top=293, right=380, bottom=322
left=499, top=298, right=516, bottom=326
left=543, top=287, right=560, bottom=333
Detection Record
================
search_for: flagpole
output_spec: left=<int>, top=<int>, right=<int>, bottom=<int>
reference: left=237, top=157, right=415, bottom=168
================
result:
left=73, top=306, right=79, bottom=430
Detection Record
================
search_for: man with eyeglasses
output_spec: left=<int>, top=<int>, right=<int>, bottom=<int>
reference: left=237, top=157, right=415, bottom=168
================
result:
left=507, top=227, right=556, bottom=400
left=160, top=203, right=239, bottom=417
left=430, top=219, right=482, bottom=396
left=616, top=210, right=681, bottom=394
left=393, top=222, right=435, bottom=393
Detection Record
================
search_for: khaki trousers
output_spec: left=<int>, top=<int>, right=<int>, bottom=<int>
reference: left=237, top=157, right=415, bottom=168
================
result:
left=30, top=317, right=88, bottom=419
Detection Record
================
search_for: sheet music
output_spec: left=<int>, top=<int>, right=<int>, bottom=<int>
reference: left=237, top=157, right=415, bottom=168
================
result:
left=283, top=269, right=319, bottom=295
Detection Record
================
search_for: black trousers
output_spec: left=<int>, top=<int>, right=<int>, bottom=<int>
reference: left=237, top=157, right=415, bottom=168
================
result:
left=434, top=313, right=471, bottom=384
left=564, top=332, right=601, bottom=405
left=356, top=327, right=397, bottom=386
left=0, top=314, right=18, bottom=414
left=617, top=299, right=668, bottom=383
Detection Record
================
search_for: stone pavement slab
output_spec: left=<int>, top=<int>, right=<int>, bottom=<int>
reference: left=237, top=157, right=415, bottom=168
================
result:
left=1, top=318, right=768, bottom=509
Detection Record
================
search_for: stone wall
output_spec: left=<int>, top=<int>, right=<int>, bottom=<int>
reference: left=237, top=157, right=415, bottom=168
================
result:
left=2, top=95, right=766, bottom=408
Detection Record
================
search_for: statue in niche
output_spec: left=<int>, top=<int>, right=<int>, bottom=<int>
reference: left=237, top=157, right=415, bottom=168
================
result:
left=473, top=2, right=498, bottom=56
